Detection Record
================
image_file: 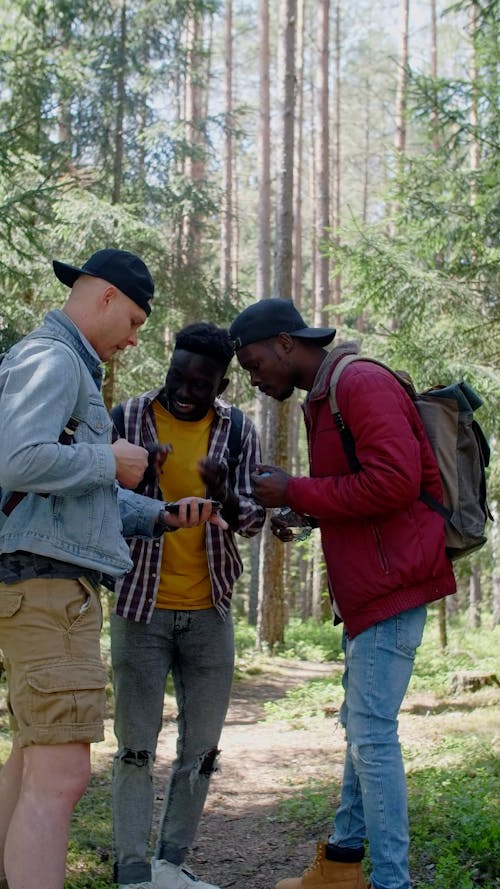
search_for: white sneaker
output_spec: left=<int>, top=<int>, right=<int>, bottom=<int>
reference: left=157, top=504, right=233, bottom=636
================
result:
left=152, top=858, right=221, bottom=889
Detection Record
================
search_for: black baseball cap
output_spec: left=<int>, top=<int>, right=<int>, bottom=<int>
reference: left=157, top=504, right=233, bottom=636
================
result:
left=230, top=298, right=336, bottom=350
left=53, top=248, right=155, bottom=316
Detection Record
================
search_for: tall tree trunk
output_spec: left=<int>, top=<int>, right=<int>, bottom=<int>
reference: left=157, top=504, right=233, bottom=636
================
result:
left=331, top=0, right=341, bottom=306
left=273, top=0, right=297, bottom=301
left=469, top=563, right=481, bottom=628
left=430, top=0, right=440, bottom=151
left=220, top=0, right=234, bottom=297
left=103, top=0, right=127, bottom=411
left=248, top=535, right=260, bottom=627
left=313, top=0, right=330, bottom=329
left=252, top=0, right=272, bottom=630
left=257, top=0, right=271, bottom=300
left=258, top=0, right=297, bottom=651
left=394, top=0, right=409, bottom=156
left=438, top=599, right=448, bottom=652
left=361, top=75, right=371, bottom=226
left=491, top=499, right=500, bottom=626
left=469, top=0, right=480, bottom=206
left=312, top=535, right=325, bottom=620
left=182, top=10, right=206, bottom=266
left=292, top=0, right=305, bottom=310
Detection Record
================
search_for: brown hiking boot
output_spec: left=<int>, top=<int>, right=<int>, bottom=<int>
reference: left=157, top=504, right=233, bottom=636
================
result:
left=275, top=843, right=369, bottom=889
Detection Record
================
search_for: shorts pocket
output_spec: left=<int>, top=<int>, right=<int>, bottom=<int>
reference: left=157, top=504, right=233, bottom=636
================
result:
left=27, top=661, right=107, bottom=729
left=0, top=593, right=23, bottom=619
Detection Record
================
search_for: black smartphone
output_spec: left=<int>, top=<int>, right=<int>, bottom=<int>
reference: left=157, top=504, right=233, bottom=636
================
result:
left=164, top=500, right=222, bottom=517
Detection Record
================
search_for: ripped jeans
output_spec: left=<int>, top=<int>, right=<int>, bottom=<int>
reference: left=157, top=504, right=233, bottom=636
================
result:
left=330, top=606, right=427, bottom=889
left=110, top=608, right=234, bottom=886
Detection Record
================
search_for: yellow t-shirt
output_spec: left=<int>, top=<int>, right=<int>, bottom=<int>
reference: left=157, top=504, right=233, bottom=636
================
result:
left=153, top=401, right=214, bottom=610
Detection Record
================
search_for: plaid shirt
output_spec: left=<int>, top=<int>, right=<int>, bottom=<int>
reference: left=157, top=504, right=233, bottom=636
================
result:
left=113, top=388, right=265, bottom=622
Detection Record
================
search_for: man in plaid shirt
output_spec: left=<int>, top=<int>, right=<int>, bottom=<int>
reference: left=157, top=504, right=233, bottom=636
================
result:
left=110, top=322, right=265, bottom=889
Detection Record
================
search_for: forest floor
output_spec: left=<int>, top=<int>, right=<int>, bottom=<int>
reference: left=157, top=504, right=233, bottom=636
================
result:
left=88, top=654, right=499, bottom=889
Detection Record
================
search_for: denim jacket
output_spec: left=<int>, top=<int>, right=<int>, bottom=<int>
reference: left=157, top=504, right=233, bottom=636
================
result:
left=0, top=310, right=163, bottom=577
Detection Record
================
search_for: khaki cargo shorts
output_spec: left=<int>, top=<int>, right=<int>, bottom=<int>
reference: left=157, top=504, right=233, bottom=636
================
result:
left=0, top=576, right=107, bottom=747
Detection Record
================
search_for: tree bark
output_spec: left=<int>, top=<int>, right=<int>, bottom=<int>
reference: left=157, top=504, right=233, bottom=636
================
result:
left=491, top=499, right=500, bottom=626
left=313, top=0, right=330, bottom=328
left=273, top=0, right=297, bottom=301
left=257, top=0, right=271, bottom=299
left=182, top=9, right=206, bottom=266
left=394, top=0, right=409, bottom=156
left=331, top=0, right=341, bottom=306
left=220, top=0, right=234, bottom=298
left=469, top=563, right=481, bottom=628
left=257, top=0, right=297, bottom=651
left=103, top=0, right=127, bottom=411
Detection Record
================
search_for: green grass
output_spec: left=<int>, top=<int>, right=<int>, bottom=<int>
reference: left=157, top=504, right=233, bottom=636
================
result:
left=407, top=743, right=499, bottom=888
left=411, top=614, right=500, bottom=695
left=66, top=770, right=114, bottom=889
left=1, top=609, right=498, bottom=889
left=270, top=739, right=500, bottom=889
left=260, top=612, right=500, bottom=889
left=263, top=676, right=342, bottom=722
left=234, top=615, right=343, bottom=662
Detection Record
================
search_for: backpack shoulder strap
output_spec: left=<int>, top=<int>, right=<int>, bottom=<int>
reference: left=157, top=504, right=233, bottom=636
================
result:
left=328, top=354, right=365, bottom=415
left=328, top=355, right=365, bottom=473
left=111, top=402, right=126, bottom=439
left=227, top=406, right=244, bottom=488
left=327, top=354, right=413, bottom=474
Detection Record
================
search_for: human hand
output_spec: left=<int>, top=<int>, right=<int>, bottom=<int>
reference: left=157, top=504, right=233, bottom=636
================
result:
left=135, top=443, right=173, bottom=493
left=198, top=457, right=228, bottom=502
left=160, top=498, right=229, bottom=531
left=147, top=443, right=172, bottom=478
left=112, top=439, right=149, bottom=488
left=251, top=464, right=291, bottom=508
left=271, top=508, right=312, bottom=542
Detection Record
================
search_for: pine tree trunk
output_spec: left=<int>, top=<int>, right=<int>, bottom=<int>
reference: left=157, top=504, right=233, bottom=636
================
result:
left=469, top=0, right=480, bottom=205
left=220, top=0, right=233, bottom=298
left=469, top=563, right=482, bottom=628
left=438, top=598, right=448, bottom=652
left=313, top=0, right=330, bottom=329
left=331, top=0, right=341, bottom=306
left=103, top=0, right=127, bottom=411
left=491, top=499, right=500, bottom=626
left=257, top=0, right=297, bottom=651
left=394, top=0, right=409, bottom=156
left=273, top=0, right=296, bottom=301
left=257, top=0, right=271, bottom=300
left=182, top=10, right=206, bottom=266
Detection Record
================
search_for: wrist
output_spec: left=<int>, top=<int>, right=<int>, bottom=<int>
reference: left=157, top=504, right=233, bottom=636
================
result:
left=158, top=504, right=177, bottom=531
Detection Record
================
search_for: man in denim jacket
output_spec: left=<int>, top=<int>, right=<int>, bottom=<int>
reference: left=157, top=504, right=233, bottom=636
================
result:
left=0, top=250, right=226, bottom=889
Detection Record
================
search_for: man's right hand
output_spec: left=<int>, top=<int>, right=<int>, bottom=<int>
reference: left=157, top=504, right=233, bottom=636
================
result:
left=112, top=439, right=149, bottom=488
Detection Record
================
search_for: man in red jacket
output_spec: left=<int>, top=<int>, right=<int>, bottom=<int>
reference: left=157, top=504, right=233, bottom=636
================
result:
left=229, top=299, right=456, bottom=889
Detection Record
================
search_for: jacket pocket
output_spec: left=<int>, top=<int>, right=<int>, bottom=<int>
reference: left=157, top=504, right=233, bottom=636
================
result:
left=371, top=524, right=389, bottom=573
left=78, top=395, right=112, bottom=442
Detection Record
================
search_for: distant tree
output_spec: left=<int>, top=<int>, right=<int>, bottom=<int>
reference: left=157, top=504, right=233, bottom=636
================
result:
left=313, top=0, right=330, bottom=328
left=257, top=0, right=297, bottom=650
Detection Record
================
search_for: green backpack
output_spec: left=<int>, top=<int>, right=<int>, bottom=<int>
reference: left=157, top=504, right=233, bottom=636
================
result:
left=328, top=349, right=492, bottom=561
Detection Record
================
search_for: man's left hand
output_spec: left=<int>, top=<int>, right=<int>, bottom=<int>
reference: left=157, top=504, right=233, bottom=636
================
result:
left=160, top=498, right=228, bottom=530
left=198, top=457, right=227, bottom=502
left=251, top=464, right=291, bottom=507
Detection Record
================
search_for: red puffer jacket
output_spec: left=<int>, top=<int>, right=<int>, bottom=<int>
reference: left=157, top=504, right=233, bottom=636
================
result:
left=286, top=347, right=456, bottom=638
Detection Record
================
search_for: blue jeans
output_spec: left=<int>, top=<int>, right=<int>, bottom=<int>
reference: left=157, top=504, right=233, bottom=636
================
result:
left=330, top=607, right=427, bottom=889
left=110, top=608, right=235, bottom=886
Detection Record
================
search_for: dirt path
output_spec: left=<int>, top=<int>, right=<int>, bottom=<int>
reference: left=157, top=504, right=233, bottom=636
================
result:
left=96, top=656, right=498, bottom=889
left=177, top=659, right=343, bottom=889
